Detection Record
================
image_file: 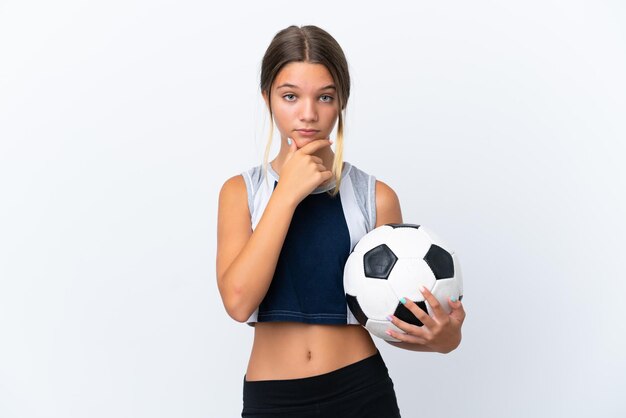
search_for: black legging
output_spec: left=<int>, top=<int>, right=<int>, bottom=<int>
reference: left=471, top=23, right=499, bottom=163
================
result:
left=241, top=349, right=402, bottom=417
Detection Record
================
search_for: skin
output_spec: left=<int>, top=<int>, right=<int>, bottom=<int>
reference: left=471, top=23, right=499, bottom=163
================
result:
left=217, top=61, right=465, bottom=382
left=262, top=62, right=337, bottom=177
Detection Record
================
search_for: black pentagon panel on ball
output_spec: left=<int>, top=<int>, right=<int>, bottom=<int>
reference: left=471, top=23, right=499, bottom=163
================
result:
left=363, top=244, right=398, bottom=279
left=346, top=294, right=368, bottom=327
left=424, top=244, right=454, bottom=279
left=394, top=300, right=428, bottom=327
left=386, top=223, right=420, bottom=229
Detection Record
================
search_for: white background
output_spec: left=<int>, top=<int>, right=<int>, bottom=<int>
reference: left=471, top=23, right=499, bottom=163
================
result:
left=1, top=1, right=625, bottom=417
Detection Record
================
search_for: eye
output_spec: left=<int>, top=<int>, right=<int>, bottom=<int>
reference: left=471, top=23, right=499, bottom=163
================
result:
left=320, top=95, right=334, bottom=103
left=283, top=94, right=296, bottom=102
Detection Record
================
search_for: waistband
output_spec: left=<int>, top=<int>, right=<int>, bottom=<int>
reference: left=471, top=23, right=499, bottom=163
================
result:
left=242, top=349, right=390, bottom=408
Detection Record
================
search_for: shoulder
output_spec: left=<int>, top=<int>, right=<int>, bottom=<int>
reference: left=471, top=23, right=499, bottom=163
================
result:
left=374, top=179, right=403, bottom=227
left=220, top=164, right=264, bottom=198
left=375, top=180, right=399, bottom=209
left=218, top=174, right=247, bottom=206
left=217, top=174, right=252, bottom=230
left=220, top=174, right=245, bottom=194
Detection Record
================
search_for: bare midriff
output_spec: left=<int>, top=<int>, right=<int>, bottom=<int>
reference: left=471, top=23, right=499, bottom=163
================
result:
left=244, top=321, right=378, bottom=382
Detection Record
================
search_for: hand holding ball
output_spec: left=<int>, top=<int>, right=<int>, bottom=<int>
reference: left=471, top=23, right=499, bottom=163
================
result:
left=343, top=223, right=463, bottom=342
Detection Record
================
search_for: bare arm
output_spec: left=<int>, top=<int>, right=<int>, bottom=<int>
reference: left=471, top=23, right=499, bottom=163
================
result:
left=216, top=139, right=334, bottom=323
left=216, top=174, right=297, bottom=323
left=373, top=179, right=403, bottom=229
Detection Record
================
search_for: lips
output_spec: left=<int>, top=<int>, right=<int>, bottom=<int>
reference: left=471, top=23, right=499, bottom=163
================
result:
left=295, top=129, right=320, bottom=138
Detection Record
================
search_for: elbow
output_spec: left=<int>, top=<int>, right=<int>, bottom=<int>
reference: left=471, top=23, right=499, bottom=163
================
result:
left=228, top=307, right=251, bottom=324
left=218, top=271, right=257, bottom=324
left=223, top=288, right=252, bottom=324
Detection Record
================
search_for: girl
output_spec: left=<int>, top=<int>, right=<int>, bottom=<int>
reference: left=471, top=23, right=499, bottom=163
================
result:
left=216, top=24, right=466, bottom=417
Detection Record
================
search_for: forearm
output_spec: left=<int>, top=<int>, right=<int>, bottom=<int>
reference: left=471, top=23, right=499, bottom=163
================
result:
left=221, top=191, right=297, bottom=322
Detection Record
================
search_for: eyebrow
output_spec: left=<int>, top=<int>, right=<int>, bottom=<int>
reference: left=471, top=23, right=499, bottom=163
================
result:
left=276, top=83, right=336, bottom=91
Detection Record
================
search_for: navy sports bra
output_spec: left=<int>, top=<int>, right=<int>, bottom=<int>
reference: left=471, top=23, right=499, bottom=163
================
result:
left=241, top=161, right=377, bottom=326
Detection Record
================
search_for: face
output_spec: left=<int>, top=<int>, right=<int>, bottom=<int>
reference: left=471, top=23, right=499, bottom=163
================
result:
left=263, top=62, right=339, bottom=148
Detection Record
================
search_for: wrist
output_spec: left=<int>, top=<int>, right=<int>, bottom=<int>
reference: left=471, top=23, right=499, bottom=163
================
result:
left=271, top=186, right=299, bottom=212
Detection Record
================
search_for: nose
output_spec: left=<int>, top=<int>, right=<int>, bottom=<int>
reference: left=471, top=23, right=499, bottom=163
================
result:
left=299, top=98, right=318, bottom=122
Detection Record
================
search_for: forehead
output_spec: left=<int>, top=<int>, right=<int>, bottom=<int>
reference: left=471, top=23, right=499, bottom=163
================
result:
left=273, top=62, right=334, bottom=90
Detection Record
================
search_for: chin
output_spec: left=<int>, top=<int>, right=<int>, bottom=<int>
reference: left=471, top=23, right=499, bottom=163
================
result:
left=295, top=136, right=322, bottom=144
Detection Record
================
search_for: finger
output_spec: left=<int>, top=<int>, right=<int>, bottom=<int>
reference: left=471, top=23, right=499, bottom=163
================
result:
left=419, top=286, right=446, bottom=320
left=449, top=299, right=466, bottom=324
left=385, top=328, right=428, bottom=345
left=447, top=295, right=463, bottom=309
left=400, top=297, right=437, bottom=329
left=287, top=137, right=298, bottom=153
left=284, top=137, right=298, bottom=163
left=448, top=295, right=464, bottom=312
left=310, top=155, right=323, bottom=164
left=298, top=138, right=333, bottom=155
left=386, top=313, right=428, bottom=339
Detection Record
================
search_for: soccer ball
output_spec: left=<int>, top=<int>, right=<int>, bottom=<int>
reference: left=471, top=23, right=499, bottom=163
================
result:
left=344, top=223, right=463, bottom=342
